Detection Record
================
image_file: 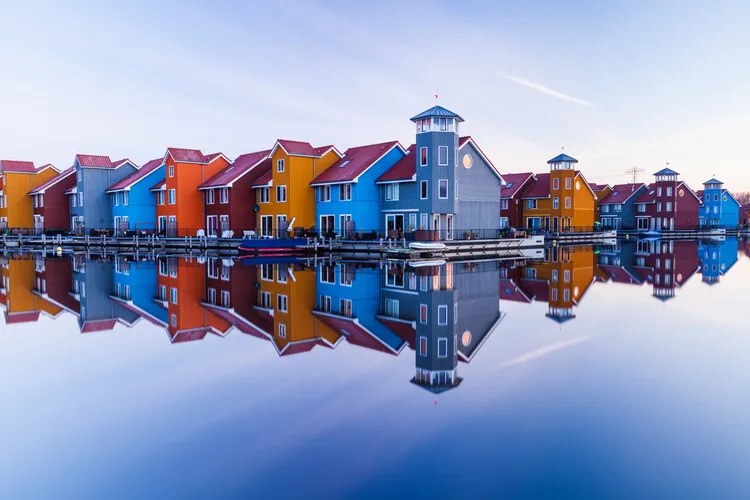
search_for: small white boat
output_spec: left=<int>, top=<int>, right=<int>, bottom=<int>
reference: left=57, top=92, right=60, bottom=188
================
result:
left=409, top=241, right=447, bottom=251
left=408, top=259, right=446, bottom=268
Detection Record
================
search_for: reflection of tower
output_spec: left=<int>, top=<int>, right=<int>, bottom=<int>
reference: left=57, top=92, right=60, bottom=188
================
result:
left=644, top=240, right=700, bottom=301
left=698, top=238, right=738, bottom=285
left=545, top=246, right=577, bottom=323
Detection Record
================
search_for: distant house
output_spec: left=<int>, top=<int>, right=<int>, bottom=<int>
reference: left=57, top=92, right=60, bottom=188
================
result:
left=697, top=178, right=740, bottom=228
left=156, top=148, right=230, bottom=237
left=0, top=160, right=59, bottom=232
left=742, top=205, right=750, bottom=227
left=311, top=141, right=406, bottom=237
left=198, top=149, right=271, bottom=237
left=591, top=183, right=612, bottom=222
left=500, top=173, right=536, bottom=230
left=634, top=168, right=701, bottom=231
left=69, top=155, right=138, bottom=234
left=375, top=106, right=503, bottom=240
left=106, top=158, right=164, bottom=234
left=598, top=183, right=648, bottom=230
left=253, top=140, right=341, bottom=237
left=27, top=167, right=76, bottom=233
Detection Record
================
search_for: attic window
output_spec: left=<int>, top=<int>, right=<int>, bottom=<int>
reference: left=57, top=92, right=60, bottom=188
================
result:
left=338, top=160, right=350, bottom=168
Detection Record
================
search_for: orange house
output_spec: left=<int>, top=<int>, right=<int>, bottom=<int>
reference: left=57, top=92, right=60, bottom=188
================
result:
left=254, top=140, right=341, bottom=237
left=0, top=257, right=62, bottom=324
left=0, top=160, right=59, bottom=231
left=155, top=148, right=230, bottom=237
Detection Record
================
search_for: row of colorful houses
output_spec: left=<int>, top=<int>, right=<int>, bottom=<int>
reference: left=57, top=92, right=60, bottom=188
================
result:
left=2, top=105, right=747, bottom=238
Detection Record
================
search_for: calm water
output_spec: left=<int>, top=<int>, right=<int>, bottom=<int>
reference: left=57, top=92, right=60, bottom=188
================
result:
left=1, top=239, right=749, bottom=499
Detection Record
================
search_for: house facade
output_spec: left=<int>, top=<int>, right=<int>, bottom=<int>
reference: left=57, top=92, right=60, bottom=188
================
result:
left=107, top=158, right=164, bottom=234
left=698, top=178, right=740, bottom=228
left=28, top=167, right=76, bottom=233
left=69, top=155, right=138, bottom=234
left=254, top=140, right=341, bottom=237
left=598, top=183, right=648, bottom=230
left=634, top=168, right=701, bottom=231
left=0, top=161, right=59, bottom=232
left=199, top=150, right=271, bottom=237
left=311, top=141, right=406, bottom=238
left=500, top=173, right=536, bottom=230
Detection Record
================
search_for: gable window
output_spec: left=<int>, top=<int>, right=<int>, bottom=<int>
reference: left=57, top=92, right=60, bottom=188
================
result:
left=385, top=183, right=399, bottom=201
left=277, top=159, right=285, bottom=172
left=219, top=188, right=229, bottom=204
left=168, top=165, right=174, bottom=178
left=320, top=185, right=331, bottom=202
left=420, top=147, right=428, bottom=166
left=420, top=180, right=428, bottom=200
left=438, top=179, right=448, bottom=199
left=259, top=187, right=270, bottom=203
left=339, top=183, right=352, bottom=201
left=438, top=146, right=448, bottom=166
left=206, top=189, right=215, bottom=204
left=527, top=199, right=537, bottom=209
left=276, top=185, right=287, bottom=203
left=168, top=189, right=176, bottom=205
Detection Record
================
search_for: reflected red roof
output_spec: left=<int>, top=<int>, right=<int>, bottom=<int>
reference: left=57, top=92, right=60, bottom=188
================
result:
left=0, top=160, right=36, bottom=173
left=28, top=167, right=75, bottom=195
left=167, top=148, right=207, bottom=164
left=5, top=311, right=41, bottom=324
left=205, top=305, right=271, bottom=341
left=377, top=317, right=416, bottom=349
left=499, top=278, right=534, bottom=302
left=311, top=141, right=402, bottom=185
left=600, top=183, right=646, bottom=204
left=81, top=319, right=118, bottom=333
left=76, top=154, right=114, bottom=168
left=376, top=144, right=416, bottom=183
left=501, top=173, right=534, bottom=198
left=199, top=150, right=271, bottom=189
left=107, top=158, right=162, bottom=192
left=313, top=311, right=399, bottom=355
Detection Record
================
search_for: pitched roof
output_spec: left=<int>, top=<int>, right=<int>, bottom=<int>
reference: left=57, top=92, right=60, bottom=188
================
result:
left=312, top=311, right=405, bottom=355
left=636, top=185, right=657, bottom=203
left=166, top=147, right=207, bottom=164
left=107, top=158, right=163, bottom=192
left=274, top=139, right=319, bottom=157
left=599, top=183, right=646, bottom=204
left=28, top=167, right=76, bottom=195
left=149, top=179, right=166, bottom=192
left=703, top=178, right=723, bottom=185
left=459, top=136, right=503, bottom=181
left=376, top=144, right=416, bottom=183
left=80, top=319, right=118, bottom=333
left=654, top=167, right=679, bottom=176
left=0, top=160, right=36, bottom=173
left=4, top=311, right=41, bottom=324
left=410, top=105, right=464, bottom=122
left=521, top=173, right=551, bottom=198
left=314, top=145, right=343, bottom=158
left=500, top=173, right=534, bottom=198
left=311, top=141, right=403, bottom=186
left=548, top=153, right=578, bottom=164
left=251, top=169, right=273, bottom=188
left=76, top=154, right=114, bottom=168
left=199, top=150, right=271, bottom=189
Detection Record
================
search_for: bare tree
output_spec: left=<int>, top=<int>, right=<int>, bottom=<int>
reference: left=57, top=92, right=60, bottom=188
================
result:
left=734, top=192, right=750, bottom=206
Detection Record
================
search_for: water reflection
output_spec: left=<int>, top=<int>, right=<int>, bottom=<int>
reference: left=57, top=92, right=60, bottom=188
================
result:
left=1, top=237, right=747, bottom=393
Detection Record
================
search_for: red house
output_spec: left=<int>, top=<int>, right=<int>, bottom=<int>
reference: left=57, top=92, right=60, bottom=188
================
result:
left=27, top=167, right=77, bottom=233
left=499, top=173, right=535, bottom=229
left=634, top=168, right=701, bottom=231
left=198, top=150, right=271, bottom=237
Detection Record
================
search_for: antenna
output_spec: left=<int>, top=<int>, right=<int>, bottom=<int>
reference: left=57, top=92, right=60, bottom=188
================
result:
left=625, top=166, right=645, bottom=184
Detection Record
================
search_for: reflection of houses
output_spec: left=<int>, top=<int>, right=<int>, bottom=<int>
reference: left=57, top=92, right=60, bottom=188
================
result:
left=0, top=256, right=63, bottom=324
left=596, top=242, right=646, bottom=286
left=697, top=238, right=738, bottom=285
left=71, top=257, right=140, bottom=332
left=109, top=257, right=168, bottom=327
left=632, top=240, right=700, bottom=301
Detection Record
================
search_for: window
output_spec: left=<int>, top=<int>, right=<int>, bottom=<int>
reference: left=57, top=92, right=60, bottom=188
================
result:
left=565, top=178, right=572, bottom=190
left=553, top=178, right=559, bottom=190
left=260, top=291, right=271, bottom=308
left=438, top=338, right=448, bottom=358
left=113, top=193, right=119, bottom=206
left=78, top=192, right=84, bottom=206
left=420, top=180, right=428, bottom=200
left=72, top=195, right=77, bottom=208
left=168, top=165, right=174, bottom=177
left=438, top=146, right=448, bottom=166
left=276, top=185, right=287, bottom=202
left=123, top=192, right=128, bottom=206
left=419, top=304, right=428, bottom=324
left=219, top=188, right=229, bottom=204
left=320, top=295, right=332, bottom=313
left=409, top=213, right=417, bottom=231
left=565, top=197, right=571, bottom=208
left=221, top=290, right=230, bottom=308
left=564, top=270, right=571, bottom=283
left=259, top=187, right=270, bottom=203
left=666, top=202, right=673, bottom=211
left=420, top=147, right=428, bottom=166
left=278, top=323, right=287, bottom=338
left=420, top=213, right=428, bottom=230
left=657, top=202, right=662, bottom=212
left=438, top=179, right=448, bottom=199
left=385, top=183, right=399, bottom=201
left=527, top=199, right=537, bottom=209
left=614, top=204, right=622, bottom=212
left=168, top=189, right=176, bottom=205
left=260, top=264, right=274, bottom=281
left=171, top=314, right=177, bottom=327
left=206, top=189, right=215, bottom=204
left=553, top=197, right=559, bottom=209
left=339, top=183, right=352, bottom=201
left=320, top=185, right=331, bottom=202
left=320, top=265, right=335, bottom=284
left=551, top=288, right=558, bottom=301
left=657, top=187, right=662, bottom=196
left=157, top=191, right=165, bottom=205
left=277, top=159, right=285, bottom=172
left=666, top=187, right=673, bottom=196
left=438, top=305, right=448, bottom=325
left=170, top=287, right=178, bottom=304
left=340, top=299, right=353, bottom=317
left=501, top=199, right=509, bottom=210
left=564, top=289, right=570, bottom=302
left=384, top=298, right=400, bottom=317
left=419, top=336, right=427, bottom=356
left=552, top=269, right=558, bottom=282
left=713, top=194, right=719, bottom=201
left=277, top=294, right=288, bottom=313
left=207, top=288, right=216, bottom=304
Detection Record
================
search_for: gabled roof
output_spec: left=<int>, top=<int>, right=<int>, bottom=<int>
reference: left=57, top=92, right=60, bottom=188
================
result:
left=107, top=158, right=162, bottom=192
left=112, top=158, right=137, bottom=168
left=703, top=178, right=723, bottom=185
left=599, top=183, right=646, bottom=204
left=0, top=160, right=36, bottom=173
left=459, top=136, right=503, bottom=181
left=199, top=150, right=271, bottom=189
left=635, top=185, right=657, bottom=204
left=499, top=278, right=534, bottom=302
left=314, top=145, right=343, bottom=158
left=410, top=105, right=464, bottom=122
left=311, top=311, right=406, bottom=355
left=376, top=144, right=416, bottom=183
left=271, top=139, right=320, bottom=158
left=149, top=179, right=166, bottom=192
left=521, top=173, right=551, bottom=198
left=165, top=147, right=207, bottom=164
left=76, top=154, right=114, bottom=168
left=251, top=170, right=273, bottom=188
left=500, top=173, right=535, bottom=198
left=654, top=167, right=679, bottom=176
left=28, top=167, right=76, bottom=195
left=548, top=153, right=578, bottom=164
left=310, top=141, right=404, bottom=186
left=80, top=319, right=118, bottom=333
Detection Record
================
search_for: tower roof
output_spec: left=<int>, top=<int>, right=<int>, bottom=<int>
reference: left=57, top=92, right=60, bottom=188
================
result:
left=410, top=105, right=464, bottom=123
left=703, top=177, right=722, bottom=185
left=547, top=153, right=578, bottom=164
left=654, top=167, right=679, bottom=176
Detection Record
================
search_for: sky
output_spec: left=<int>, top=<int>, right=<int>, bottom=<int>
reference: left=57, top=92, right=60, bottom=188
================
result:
left=0, top=0, right=748, bottom=191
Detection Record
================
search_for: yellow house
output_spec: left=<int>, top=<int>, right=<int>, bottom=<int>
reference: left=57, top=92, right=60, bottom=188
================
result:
left=0, top=161, right=59, bottom=231
left=1, top=257, right=63, bottom=324
left=253, top=140, right=341, bottom=237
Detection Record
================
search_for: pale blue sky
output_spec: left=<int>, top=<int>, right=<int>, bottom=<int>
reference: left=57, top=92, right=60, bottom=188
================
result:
left=1, top=0, right=748, bottom=190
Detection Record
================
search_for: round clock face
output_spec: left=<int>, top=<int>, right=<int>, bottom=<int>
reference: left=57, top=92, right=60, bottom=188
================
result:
left=678, top=189, right=685, bottom=197
left=462, top=331, right=472, bottom=346
left=575, top=180, right=581, bottom=191
left=462, top=154, right=473, bottom=169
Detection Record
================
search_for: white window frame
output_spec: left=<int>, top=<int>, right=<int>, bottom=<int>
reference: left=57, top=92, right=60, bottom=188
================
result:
left=277, top=159, right=285, bottom=173
left=438, top=146, right=448, bottom=166
left=276, top=185, right=287, bottom=203
left=438, top=179, right=448, bottom=199
left=438, top=338, right=448, bottom=358
left=277, top=294, right=288, bottom=313
left=168, top=189, right=176, bottom=205
left=437, top=305, right=448, bottom=325
left=420, top=147, right=428, bottom=166
left=420, top=180, right=428, bottom=200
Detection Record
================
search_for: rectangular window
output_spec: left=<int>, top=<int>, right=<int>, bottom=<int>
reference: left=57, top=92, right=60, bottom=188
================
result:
left=385, top=183, right=399, bottom=201
left=320, top=265, right=335, bottom=284
left=340, top=299, right=353, bottom=318
left=113, top=193, right=119, bottom=206
left=340, top=183, right=352, bottom=201
left=552, top=269, right=558, bottom=282
left=221, top=290, right=230, bottom=308
left=438, top=338, right=448, bottom=358
left=419, top=336, right=427, bottom=356
left=320, top=185, right=331, bottom=202
left=565, top=178, right=572, bottom=190
left=259, top=187, right=270, bottom=203
left=277, top=159, right=285, bottom=172
left=168, top=165, right=174, bottom=178
left=219, top=188, right=229, bottom=204
left=420, top=147, right=428, bottom=166
left=420, top=180, right=428, bottom=200
left=553, top=197, right=559, bottom=209
left=526, top=199, right=537, bottom=209
left=260, top=291, right=271, bottom=308
left=170, top=287, right=178, bottom=304
left=565, top=197, right=571, bottom=208
left=438, top=305, right=448, bottom=325
left=438, top=146, right=448, bottom=166
left=666, top=202, right=673, bottom=211
left=420, top=213, right=428, bottom=230
left=123, top=192, right=128, bottom=206
left=277, top=294, right=288, bottom=313
left=409, top=213, right=417, bottom=231
left=666, top=187, right=673, bottom=196
left=206, top=189, right=215, bottom=204
left=438, top=179, right=448, bottom=199
left=564, top=289, right=570, bottom=302
left=657, top=187, right=662, bottom=196
left=419, top=304, right=428, bottom=324
left=278, top=323, right=287, bottom=338
left=78, top=192, right=84, bottom=206
left=564, top=270, right=571, bottom=283
left=276, top=185, right=287, bottom=202
left=168, top=189, right=176, bottom=205
left=171, top=314, right=177, bottom=327
left=207, top=288, right=216, bottom=304
left=553, top=178, right=560, bottom=190
left=157, top=191, right=165, bottom=205
left=320, top=295, right=332, bottom=313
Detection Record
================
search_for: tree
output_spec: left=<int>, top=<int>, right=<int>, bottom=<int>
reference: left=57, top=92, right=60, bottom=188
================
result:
left=734, top=192, right=750, bottom=206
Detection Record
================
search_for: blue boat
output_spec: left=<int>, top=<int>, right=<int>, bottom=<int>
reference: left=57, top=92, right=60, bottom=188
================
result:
left=238, top=237, right=308, bottom=255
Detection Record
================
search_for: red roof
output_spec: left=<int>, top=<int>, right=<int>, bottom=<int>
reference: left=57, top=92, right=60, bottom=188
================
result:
left=314, top=145, right=342, bottom=157
left=501, top=173, right=534, bottom=198
left=81, top=319, right=118, bottom=333
left=251, top=170, right=273, bottom=188
left=311, top=141, right=402, bottom=185
left=636, top=184, right=657, bottom=203
left=199, top=150, right=271, bottom=189
left=600, top=183, right=646, bottom=204
left=205, top=305, right=271, bottom=341
left=312, top=311, right=400, bottom=355
left=28, top=167, right=75, bottom=195
left=0, top=160, right=36, bottom=173
left=377, top=144, right=416, bottom=183
left=5, top=311, right=41, bottom=324
left=76, top=154, right=114, bottom=168
left=107, top=158, right=163, bottom=192
left=150, top=179, right=166, bottom=191
left=499, top=278, right=534, bottom=302
left=522, top=173, right=551, bottom=198
left=377, top=317, right=416, bottom=349
left=204, top=152, right=225, bottom=163
left=275, top=139, right=319, bottom=157
left=167, top=148, right=207, bottom=164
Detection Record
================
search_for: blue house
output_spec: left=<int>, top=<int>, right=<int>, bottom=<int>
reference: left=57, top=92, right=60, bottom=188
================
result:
left=375, top=106, right=504, bottom=240
left=310, top=141, right=406, bottom=237
left=69, top=155, right=138, bottom=234
left=106, top=158, right=164, bottom=234
left=698, top=178, right=740, bottom=228
left=698, top=237, right=739, bottom=285
left=110, top=257, right=169, bottom=327
left=598, top=183, right=648, bottom=230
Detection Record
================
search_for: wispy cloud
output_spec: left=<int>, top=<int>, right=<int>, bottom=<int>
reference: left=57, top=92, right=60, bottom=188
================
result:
left=499, top=74, right=598, bottom=107
left=493, top=335, right=592, bottom=370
